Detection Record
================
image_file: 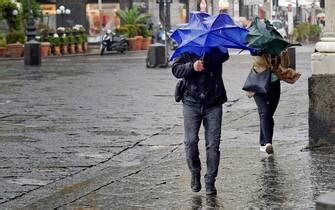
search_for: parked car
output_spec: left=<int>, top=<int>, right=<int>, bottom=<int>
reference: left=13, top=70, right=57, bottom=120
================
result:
left=270, top=19, right=287, bottom=39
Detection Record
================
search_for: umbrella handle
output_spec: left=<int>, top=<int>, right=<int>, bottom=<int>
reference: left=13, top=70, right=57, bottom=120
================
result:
left=201, top=53, right=205, bottom=61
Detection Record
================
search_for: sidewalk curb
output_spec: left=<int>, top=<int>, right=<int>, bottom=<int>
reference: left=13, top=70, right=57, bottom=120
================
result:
left=0, top=50, right=149, bottom=62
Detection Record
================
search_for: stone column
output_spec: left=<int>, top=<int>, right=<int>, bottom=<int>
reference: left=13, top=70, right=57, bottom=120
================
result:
left=309, top=0, right=335, bottom=146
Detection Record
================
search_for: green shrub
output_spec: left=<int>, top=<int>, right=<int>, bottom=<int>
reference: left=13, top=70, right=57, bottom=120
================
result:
left=19, top=0, right=42, bottom=20
left=116, top=6, right=150, bottom=25
left=67, top=35, right=76, bottom=44
left=81, top=34, right=88, bottom=42
left=138, top=24, right=152, bottom=38
left=56, top=27, right=65, bottom=37
left=293, top=22, right=321, bottom=42
left=64, top=27, right=71, bottom=35
left=124, top=24, right=137, bottom=38
left=75, top=35, right=83, bottom=44
left=79, top=27, right=86, bottom=35
left=6, top=31, right=25, bottom=44
left=0, top=0, right=22, bottom=31
left=60, top=36, right=69, bottom=45
left=52, top=37, right=60, bottom=46
left=0, top=32, right=6, bottom=47
left=116, top=6, right=151, bottom=37
left=37, top=23, right=53, bottom=42
left=48, top=35, right=53, bottom=44
left=309, top=24, right=321, bottom=40
left=115, top=27, right=129, bottom=36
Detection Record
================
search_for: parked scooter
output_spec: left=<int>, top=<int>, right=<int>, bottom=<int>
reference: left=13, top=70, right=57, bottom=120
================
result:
left=156, top=24, right=166, bottom=44
left=100, top=29, right=128, bottom=55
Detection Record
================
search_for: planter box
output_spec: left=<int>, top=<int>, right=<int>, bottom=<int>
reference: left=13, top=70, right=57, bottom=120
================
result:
left=128, top=38, right=137, bottom=51
left=41, top=42, right=50, bottom=57
left=68, top=44, right=75, bottom=54
left=134, top=36, right=143, bottom=51
left=54, top=46, right=61, bottom=56
left=76, top=43, right=83, bottom=53
left=61, top=44, right=68, bottom=55
left=141, top=37, right=152, bottom=50
left=8, top=43, right=23, bottom=57
left=82, top=42, right=88, bottom=53
left=0, top=47, right=7, bottom=57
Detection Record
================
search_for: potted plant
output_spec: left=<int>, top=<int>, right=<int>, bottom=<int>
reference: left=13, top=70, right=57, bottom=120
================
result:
left=0, top=32, right=7, bottom=57
left=67, top=34, right=76, bottom=54
left=81, top=34, right=88, bottom=53
left=124, top=24, right=137, bottom=51
left=6, top=31, right=25, bottom=57
left=64, top=27, right=71, bottom=36
left=116, top=7, right=150, bottom=51
left=60, top=36, right=69, bottom=55
left=78, top=26, right=88, bottom=53
left=37, top=24, right=51, bottom=57
left=308, top=24, right=321, bottom=42
left=139, top=25, right=152, bottom=50
left=52, top=36, right=61, bottom=56
left=75, top=35, right=83, bottom=53
left=293, top=22, right=309, bottom=43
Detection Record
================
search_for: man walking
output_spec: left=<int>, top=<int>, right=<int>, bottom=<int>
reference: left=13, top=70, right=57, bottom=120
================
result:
left=172, top=47, right=229, bottom=195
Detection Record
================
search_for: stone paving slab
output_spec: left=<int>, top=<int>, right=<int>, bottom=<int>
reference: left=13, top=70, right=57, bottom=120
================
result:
left=0, top=45, right=334, bottom=209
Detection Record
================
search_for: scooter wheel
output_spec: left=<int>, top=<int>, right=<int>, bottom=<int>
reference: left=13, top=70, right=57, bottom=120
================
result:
left=100, top=46, right=106, bottom=56
left=146, top=58, right=156, bottom=68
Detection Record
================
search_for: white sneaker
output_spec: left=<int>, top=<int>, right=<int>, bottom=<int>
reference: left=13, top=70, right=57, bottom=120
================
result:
left=260, top=144, right=274, bottom=155
left=265, top=143, right=274, bottom=154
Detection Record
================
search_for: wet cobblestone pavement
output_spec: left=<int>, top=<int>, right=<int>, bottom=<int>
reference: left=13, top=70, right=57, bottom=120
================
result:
left=0, top=46, right=334, bottom=209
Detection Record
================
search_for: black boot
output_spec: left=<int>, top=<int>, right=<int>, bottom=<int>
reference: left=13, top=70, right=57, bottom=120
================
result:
left=191, top=174, right=201, bottom=192
left=205, top=182, right=217, bottom=195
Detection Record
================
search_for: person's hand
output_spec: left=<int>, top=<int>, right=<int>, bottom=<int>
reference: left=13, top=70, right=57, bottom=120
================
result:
left=193, top=60, right=205, bottom=72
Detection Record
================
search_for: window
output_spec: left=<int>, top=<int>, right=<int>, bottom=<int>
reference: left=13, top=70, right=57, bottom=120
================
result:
left=86, top=3, right=120, bottom=36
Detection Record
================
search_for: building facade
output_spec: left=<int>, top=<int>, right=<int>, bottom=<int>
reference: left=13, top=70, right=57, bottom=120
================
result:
left=39, top=0, right=222, bottom=37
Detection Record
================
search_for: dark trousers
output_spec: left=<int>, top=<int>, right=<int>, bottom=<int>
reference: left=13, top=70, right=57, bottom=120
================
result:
left=183, top=103, right=222, bottom=184
left=254, top=80, right=281, bottom=145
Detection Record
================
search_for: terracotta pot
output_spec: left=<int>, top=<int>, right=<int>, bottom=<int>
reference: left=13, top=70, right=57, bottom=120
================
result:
left=82, top=42, right=88, bottom=53
left=76, top=43, right=83, bottom=53
left=54, top=46, right=61, bottom=56
left=61, top=44, right=68, bottom=55
left=141, top=37, right=152, bottom=50
left=127, top=38, right=137, bottom=51
left=41, top=42, right=50, bottom=57
left=7, top=43, right=24, bottom=57
left=68, top=44, right=76, bottom=54
left=134, top=36, right=143, bottom=50
left=0, top=47, right=7, bottom=57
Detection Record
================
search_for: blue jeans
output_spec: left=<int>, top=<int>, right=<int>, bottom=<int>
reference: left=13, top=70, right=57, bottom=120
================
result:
left=183, top=104, right=222, bottom=184
left=254, top=80, right=281, bottom=145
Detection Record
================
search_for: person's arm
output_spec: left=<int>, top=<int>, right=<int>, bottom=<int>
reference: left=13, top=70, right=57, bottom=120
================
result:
left=172, top=54, right=204, bottom=78
left=172, top=55, right=195, bottom=78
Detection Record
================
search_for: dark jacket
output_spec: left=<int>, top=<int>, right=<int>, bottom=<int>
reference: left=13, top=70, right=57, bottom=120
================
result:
left=172, top=48, right=229, bottom=108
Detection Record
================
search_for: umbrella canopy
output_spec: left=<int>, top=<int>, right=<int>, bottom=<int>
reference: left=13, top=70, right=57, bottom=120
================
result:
left=171, top=12, right=209, bottom=46
left=170, top=13, right=254, bottom=61
left=247, top=17, right=300, bottom=56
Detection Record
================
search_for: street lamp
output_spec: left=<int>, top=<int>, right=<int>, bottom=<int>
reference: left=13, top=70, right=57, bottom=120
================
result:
left=219, top=0, right=229, bottom=13
left=12, top=9, right=18, bottom=16
left=56, top=5, right=71, bottom=27
left=24, top=0, right=41, bottom=65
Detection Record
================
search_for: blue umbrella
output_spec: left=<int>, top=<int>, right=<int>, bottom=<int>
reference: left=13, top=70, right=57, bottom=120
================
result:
left=171, top=12, right=209, bottom=46
left=170, top=13, right=254, bottom=61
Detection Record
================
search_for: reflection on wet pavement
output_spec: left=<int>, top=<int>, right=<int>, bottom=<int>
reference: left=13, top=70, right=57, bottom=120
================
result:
left=0, top=49, right=334, bottom=209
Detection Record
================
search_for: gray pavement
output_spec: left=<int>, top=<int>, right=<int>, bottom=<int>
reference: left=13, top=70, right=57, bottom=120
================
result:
left=0, top=45, right=334, bottom=209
